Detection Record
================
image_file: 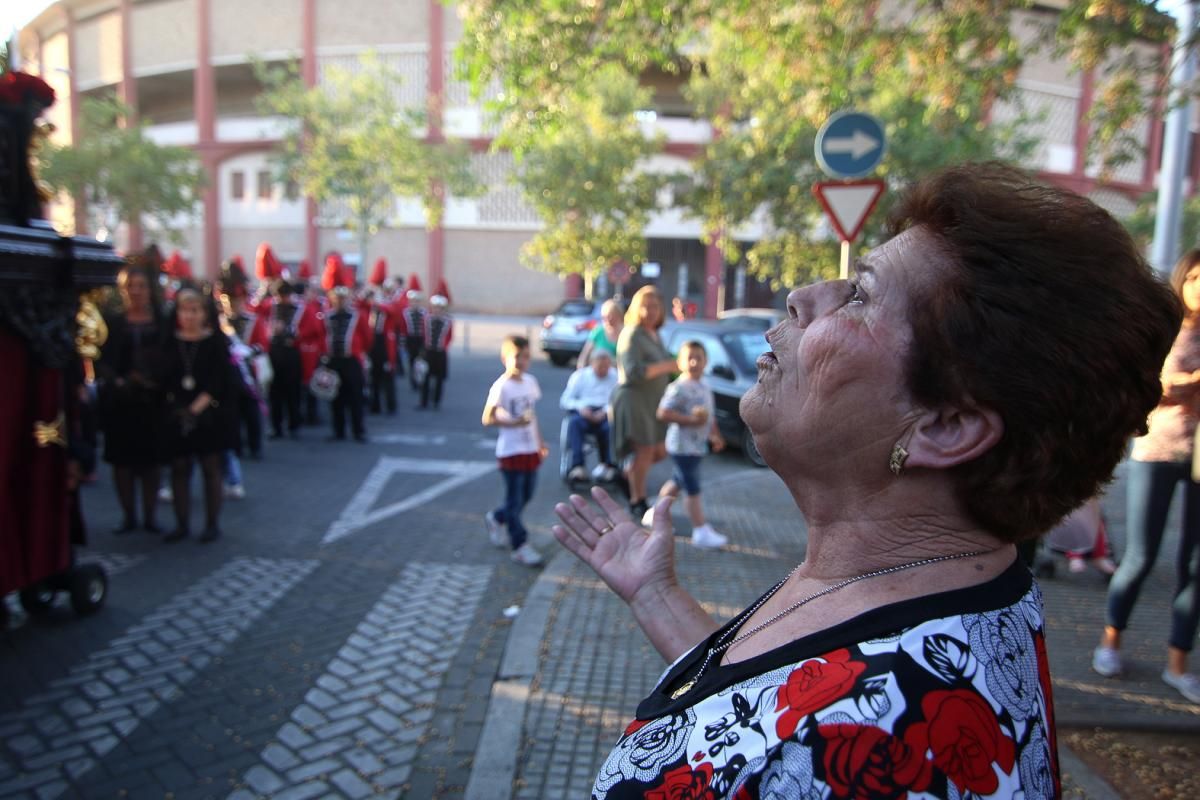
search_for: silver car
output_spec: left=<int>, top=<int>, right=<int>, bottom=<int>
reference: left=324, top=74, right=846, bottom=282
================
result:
left=539, top=299, right=605, bottom=367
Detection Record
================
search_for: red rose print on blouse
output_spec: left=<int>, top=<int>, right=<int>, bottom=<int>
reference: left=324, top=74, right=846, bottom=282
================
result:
left=818, top=723, right=933, bottom=799
left=643, top=762, right=714, bottom=800
left=625, top=718, right=650, bottom=737
left=775, top=649, right=867, bottom=739
left=907, top=689, right=1016, bottom=796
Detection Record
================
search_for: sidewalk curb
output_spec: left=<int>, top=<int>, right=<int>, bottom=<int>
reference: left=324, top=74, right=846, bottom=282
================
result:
left=1059, top=743, right=1122, bottom=800
left=464, top=551, right=574, bottom=800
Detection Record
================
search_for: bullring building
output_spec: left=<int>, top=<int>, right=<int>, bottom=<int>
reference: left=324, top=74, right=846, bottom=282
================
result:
left=14, top=0, right=1173, bottom=314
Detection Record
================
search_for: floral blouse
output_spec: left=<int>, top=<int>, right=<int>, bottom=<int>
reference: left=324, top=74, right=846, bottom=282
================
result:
left=593, top=560, right=1058, bottom=799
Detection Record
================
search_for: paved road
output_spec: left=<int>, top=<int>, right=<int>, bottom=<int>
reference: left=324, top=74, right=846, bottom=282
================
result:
left=3, top=315, right=1198, bottom=799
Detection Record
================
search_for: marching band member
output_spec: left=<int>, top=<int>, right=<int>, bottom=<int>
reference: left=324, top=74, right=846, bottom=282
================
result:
left=320, top=284, right=373, bottom=442
left=418, top=294, right=453, bottom=411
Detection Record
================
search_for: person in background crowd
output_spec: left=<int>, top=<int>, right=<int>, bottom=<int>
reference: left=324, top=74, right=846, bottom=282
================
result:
left=300, top=278, right=327, bottom=427
left=368, top=287, right=400, bottom=415
left=645, top=340, right=728, bottom=549
left=610, top=286, right=676, bottom=519
left=483, top=335, right=549, bottom=567
left=217, top=260, right=268, bottom=461
left=162, top=286, right=236, bottom=543
left=402, top=290, right=427, bottom=391
left=1094, top=248, right=1200, bottom=704
left=577, top=298, right=624, bottom=370
left=97, top=257, right=169, bottom=534
left=554, top=163, right=1181, bottom=797
left=417, top=294, right=453, bottom=411
left=267, top=280, right=304, bottom=439
left=321, top=286, right=372, bottom=442
left=560, top=350, right=619, bottom=483
left=385, top=276, right=407, bottom=379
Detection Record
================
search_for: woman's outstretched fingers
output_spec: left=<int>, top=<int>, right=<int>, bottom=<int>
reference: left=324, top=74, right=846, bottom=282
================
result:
left=553, top=523, right=592, bottom=560
left=554, top=500, right=600, bottom=549
left=591, top=485, right=633, bottom=526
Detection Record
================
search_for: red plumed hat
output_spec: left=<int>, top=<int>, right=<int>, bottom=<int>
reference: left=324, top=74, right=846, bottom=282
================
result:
left=407, top=273, right=422, bottom=292
left=297, top=259, right=312, bottom=280
left=164, top=250, right=193, bottom=280
left=433, top=278, right=451, bottom=304
left=255, top=243, right=282, bottom=280
left=322, top=252, right=345, bottom=290
left=369, top=257, right=387, bottom=286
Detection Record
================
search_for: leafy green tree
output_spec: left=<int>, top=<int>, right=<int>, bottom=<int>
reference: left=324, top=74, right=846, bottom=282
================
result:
left=255, top=54, right=479, bottom=270
left=38, top=96, right=205, bottom=243
left=1125, top=191, right=1200, bottom=256
left=457, top=0, right=1170, bottom=288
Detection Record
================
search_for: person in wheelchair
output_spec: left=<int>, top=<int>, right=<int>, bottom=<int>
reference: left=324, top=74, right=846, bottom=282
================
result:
left=560, top=350, right=620, bottom=484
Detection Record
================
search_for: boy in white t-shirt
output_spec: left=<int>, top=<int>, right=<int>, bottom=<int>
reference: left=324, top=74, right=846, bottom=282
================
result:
left=482, top=335, right=549, bottom=566
left=647, top=340, right=728, bottom=549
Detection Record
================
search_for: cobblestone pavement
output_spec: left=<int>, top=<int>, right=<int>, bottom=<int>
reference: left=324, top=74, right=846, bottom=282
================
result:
left=1, top=320, right=558, bottom=800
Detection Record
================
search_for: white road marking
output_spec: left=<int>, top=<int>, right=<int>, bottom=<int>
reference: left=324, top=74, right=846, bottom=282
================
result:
left=322, top=456, right=493, bottom=545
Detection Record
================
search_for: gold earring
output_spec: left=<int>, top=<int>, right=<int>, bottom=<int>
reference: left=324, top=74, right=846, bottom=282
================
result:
left=889, top=443, right=909, bottom=476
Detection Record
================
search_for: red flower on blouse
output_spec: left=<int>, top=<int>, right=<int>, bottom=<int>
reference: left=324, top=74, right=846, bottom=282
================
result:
left=818, top=723, right=933, bottom=799
left=906, top=689, right=1016, bottom=796
left=643, top=762, right=714, bottom=800
left=775, top=649, right=867, bottom=739
left=0, top=71, right=56, bottom=108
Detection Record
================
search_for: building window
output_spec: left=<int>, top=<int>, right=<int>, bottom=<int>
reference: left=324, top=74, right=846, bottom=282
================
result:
left=231, top=171, right=245, bottom=200
left=285, top=179, right=300, bottom=201
left=257, top=171, right=273, bottom=200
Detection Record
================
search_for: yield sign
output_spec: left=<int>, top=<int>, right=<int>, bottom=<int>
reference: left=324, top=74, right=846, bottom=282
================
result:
left=812, top=180, right=886, bottom=243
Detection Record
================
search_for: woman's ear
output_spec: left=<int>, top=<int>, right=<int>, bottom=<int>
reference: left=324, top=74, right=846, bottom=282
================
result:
left=902, top=404, right=1004, bottom=470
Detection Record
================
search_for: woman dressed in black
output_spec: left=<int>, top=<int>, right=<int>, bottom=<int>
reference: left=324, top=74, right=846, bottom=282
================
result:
left=96, top=261, right=168, bottom=534
left=161, top=286, right=237, bottom=543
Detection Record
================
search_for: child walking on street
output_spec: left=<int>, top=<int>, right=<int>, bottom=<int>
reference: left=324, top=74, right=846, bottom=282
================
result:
left=482, top=335, right=549, bottom=566
left=645, top=340, right=728, bottom=549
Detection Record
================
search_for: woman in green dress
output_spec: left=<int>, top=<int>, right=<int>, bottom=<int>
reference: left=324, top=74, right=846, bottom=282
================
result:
left=610, top=287, right=678, bottom=518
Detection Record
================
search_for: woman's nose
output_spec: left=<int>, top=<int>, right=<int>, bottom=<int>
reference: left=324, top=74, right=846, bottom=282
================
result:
left=786, top=281, right=845, bottom=325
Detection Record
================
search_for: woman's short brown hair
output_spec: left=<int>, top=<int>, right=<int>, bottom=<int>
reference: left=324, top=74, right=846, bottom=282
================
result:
left=888, top=162, right=1182, bottom=542
left=625, top=286, right=665, bottom=330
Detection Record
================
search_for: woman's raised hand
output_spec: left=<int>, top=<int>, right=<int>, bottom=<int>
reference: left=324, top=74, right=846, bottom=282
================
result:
left=553, top=487, right=677, bottom=606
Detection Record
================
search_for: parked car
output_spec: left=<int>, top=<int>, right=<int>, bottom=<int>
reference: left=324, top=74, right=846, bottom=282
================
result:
left=716, top=307, right=787, bottom=331
left=540, top=299, right=604, bottom=366
left=660, top=319, right=771, bottom=467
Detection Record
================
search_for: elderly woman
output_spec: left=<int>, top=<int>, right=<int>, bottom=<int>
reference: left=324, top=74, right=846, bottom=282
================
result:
left=610, top=287, right=678, bottom=518
left=577, top=298, right=625, bottom=369
left=554, top=163, right=1180, bottom=798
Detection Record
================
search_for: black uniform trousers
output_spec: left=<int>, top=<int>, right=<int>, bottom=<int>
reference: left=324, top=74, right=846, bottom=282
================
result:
left=330, top=356, right=365, bottom=439
left=369, top=347, right=397, bottom=414
left=238, top=385, right=263, bottom=456
left=419, top=350, right=448, bottom=409
left=269, top=344, right=302, bottom=436
left=405, top=339, right=423, bottom=391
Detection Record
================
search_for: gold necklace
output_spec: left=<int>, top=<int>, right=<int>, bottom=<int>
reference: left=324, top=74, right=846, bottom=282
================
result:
left=668, top=548, right=996, bottom=700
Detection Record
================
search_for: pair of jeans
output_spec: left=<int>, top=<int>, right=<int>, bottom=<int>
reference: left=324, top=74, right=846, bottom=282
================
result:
left=494, top=468, right=537, bottom=549
left=222, top=450, right=242, bottom=487
left=1106, top=459, right=1200, bottom=651
left=566, top=410, right=612, bottom=468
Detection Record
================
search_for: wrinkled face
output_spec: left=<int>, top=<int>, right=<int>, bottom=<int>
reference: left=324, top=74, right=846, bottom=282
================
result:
left=1184, top=266, right=1200, bottom=314
left=177, top=295, right=206, bottom=333
left=121, top=272, right=151, bottom=311
left=592, top=353, right=612, bottom=378
left=740, top=227, right=941, bottom=475
left=679, top=346, right=706, bottom=379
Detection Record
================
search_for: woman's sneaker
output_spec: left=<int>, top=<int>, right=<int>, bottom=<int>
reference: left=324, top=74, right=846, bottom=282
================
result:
left=1091, top=646, right=1123, bottom=677
left=483, top=511, right=506, bottom=548
left=1162, top=671, right=1200, bottom=703
left=511, top=543, right=544, bottom=567
left=691, top=525, right=729, bottom=550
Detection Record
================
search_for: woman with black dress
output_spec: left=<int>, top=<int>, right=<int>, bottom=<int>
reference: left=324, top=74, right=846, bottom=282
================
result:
left=162, top=286, right=235, bottom=543
left=96, top=262, right=168, bottom=534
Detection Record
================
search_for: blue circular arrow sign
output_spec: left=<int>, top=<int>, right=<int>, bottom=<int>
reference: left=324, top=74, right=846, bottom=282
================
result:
left=815, top=111, right=887, bottom=179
